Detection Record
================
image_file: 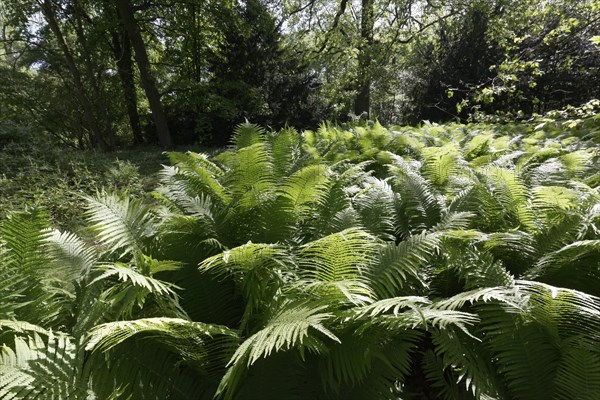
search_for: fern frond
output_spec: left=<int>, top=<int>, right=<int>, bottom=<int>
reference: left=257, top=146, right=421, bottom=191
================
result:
left=85, top=317, right=238, bottom=355
left=231, top=122, right=266, bottom=149
left=447, top=179, right=507, bottom=232
left=303, top=162, right=370, bottom=239
left=233, top=302, right=338, bottom=366
left=478, top=281, right=600, bottom=399
left=0, top=323, right=88, bottom=400
left=388, top=153, right=443, bottom=237
left=427, top=327, right=503, bottom=400
left=90, top=263, right=179, bottom=297
left=222, top=143, right=274, bottom=198
left=560, top=149, right=594, bottom=176
left=139, top=254, right=182, bottom=275
left=348, top=294, right=479, bottom=337
left=214, top=144, right=282, bottom=244
left=156, top=213, right=224, bottom=264
left=553, top=344, right=600, bottom=400
left=481, top=231, right=537, bottom=259
left=368, top=307, right=480, bottom=337
left=0, top=320, right=54, bottom=336
left=268, top=127, right=306, bottom=179
left=297, top=229, right=378, bottom=304
left=216, top=302, right=339, bottom=400
left=517, top=146, right=562, bottom=172
left=482, top=167, right=534, bottom=231
left=481, top=314, right=561, bottom=400
left=435, top=286, right=524, bottom=311
left=422, top=145, right=461, bottom=187
left=0, top=211, right=61, bottom=325
left=199, top=242, right=290, bottom=280
left=85, top=317, right=239, bottom=384
left=162, top=152, right=230, bottom=206
left=83, top=261, right=186, bottom=324
left=200, top=243, right=292, bottom=329
left=0, top=210, right=51, bottom=273
left=84, top=191, right=155, bottom=258
left=421, top=349, right=464, bottom=400
left=368, top=232, right=439, bottom=298
left=167, top=151, right=224, bottom=176
left=437, top=243, right=515, bottom=290
left=526, top=158, right=569, bottom=187
left=479, top=231, right=537, bottom=277
left=353, top=177, right=397, bottom=241
left=517, top=280, right=600, bottom=342
left=532, top=185, right=578, bottom=213
left=278, top=164, right=330, bottom=218
left=318, top=328, right=420, bottom=396
left=525, top=240, right=600, bottom=294
left=432, top=211, right=475, bottom=232
left=319, top=332, right=376, bottom=392
left=86, top=337, right=217, bottom=399
left=351, top=296, right=432, bottom=318
left=170, top=265, right=243, bottom=327
left=463, top=133, right=493, bottom=161
left=46, top=229, right=97, bottom=279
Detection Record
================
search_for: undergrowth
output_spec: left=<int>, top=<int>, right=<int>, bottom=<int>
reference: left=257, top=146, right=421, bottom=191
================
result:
left=0, top=122, right=166, bottom=231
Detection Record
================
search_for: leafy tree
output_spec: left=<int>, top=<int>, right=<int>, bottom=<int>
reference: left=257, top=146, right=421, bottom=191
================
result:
left=277, top=0, right=465, bottom=120
left=406, top=1, right=504, bottom=122
left=106, top=2, right=144, bottom=145
left=157, top=0, right=325, bottom=145
left=115, top=0, right=173, bottom=148
left=2, top=0, right=599, bottom=143
left=0, top=0, right=142, bottom=148
left=411, top=0, right=600, bottom=121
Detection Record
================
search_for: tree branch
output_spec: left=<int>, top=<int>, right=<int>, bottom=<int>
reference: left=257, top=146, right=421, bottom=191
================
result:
left=314, top=0, right=349, bottom=54
left=274, top=0, right=316, bottom=32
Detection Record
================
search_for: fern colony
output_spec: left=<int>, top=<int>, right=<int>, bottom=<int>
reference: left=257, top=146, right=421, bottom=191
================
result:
left=1, top=120, right=599, bottom=399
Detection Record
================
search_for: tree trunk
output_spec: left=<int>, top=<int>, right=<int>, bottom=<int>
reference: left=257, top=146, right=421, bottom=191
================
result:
left=39, top=0, right=108, bottom=150
left=354, top=0, right=374, bottom=118
left=115, top=0, right=173, bottom=149
left=72, top=2, right=115, bottom=149
left=111, top=22, right=144, bottom=145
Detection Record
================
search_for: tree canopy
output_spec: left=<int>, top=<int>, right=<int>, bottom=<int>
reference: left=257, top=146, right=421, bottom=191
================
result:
left=0, top=0, right=598, bottom=145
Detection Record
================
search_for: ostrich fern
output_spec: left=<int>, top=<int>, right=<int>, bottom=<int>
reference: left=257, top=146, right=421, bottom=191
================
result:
left=1, top=120, right=599, bottom=399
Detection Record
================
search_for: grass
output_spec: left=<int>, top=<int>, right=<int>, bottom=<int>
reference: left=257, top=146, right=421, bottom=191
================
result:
left=0, top=122, right=215, bottom=232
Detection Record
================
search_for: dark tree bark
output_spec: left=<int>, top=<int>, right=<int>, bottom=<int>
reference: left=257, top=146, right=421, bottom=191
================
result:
left=115, top=0, right=173, bottom=149
left=39, top=0, right=108, bottom=150
left=354, top=0, right=374, bottom=117
left=111, top=20, right=144, bottom=145
left=71, top=2, right=115, bottom=149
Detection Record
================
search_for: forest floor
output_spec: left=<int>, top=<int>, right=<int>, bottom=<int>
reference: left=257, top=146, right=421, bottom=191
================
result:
left=0, top=133, right=216, bottom=232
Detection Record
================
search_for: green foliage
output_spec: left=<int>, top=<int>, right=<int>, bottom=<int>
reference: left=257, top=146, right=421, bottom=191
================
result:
left=84, top=191, right=156, bottom=258
left=0, top=123, right=166, bottom=231
left=1, top=118, right=600, bottom=399
left=2, top=0, right=599, bottom=147
left=408, top=1, right=600, bottom=123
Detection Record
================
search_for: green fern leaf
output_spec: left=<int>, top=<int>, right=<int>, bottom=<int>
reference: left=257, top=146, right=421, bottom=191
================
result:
left=216, top=302, right=339, bottom=400
left=368, top=232, right=439, bottom=298
left=84, top=192, right=155, bottom=258
left=297, top=229, right=378, bottom=304
left=231, top=122, right=266, bottom=149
